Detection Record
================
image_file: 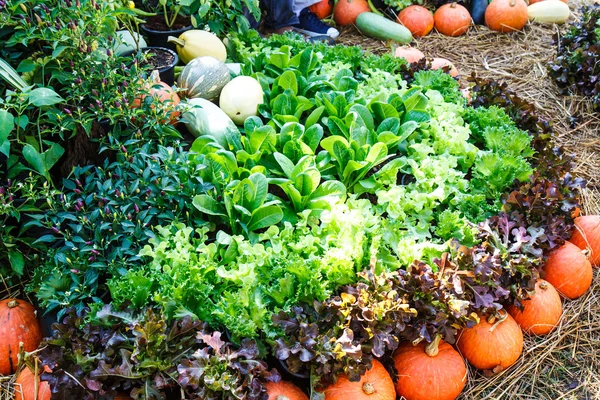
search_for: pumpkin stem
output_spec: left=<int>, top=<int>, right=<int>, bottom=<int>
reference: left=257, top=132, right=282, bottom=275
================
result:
left=362, top=382, right=376, bottom=395
left=7, top=299, right=19, bottom=308
left=489, top=309, right=508, bottom=333
left=539, top=281, right=548, bottom=291
left=425, top=334, right=442, bottom=357
left=509, top=0, right=516, bottom=5
left=276, top=396, right=290, bottom=400
left=167, top=36, right=185, bottom=47
left=450, top=2, right=457, bottom=7
left=582, top=248, right=591, bottom=259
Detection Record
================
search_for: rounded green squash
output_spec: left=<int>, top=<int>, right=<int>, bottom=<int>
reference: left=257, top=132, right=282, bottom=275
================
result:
left=177, top=56, right=231, bottom=101
left=182, top=98, right=240, bottom=148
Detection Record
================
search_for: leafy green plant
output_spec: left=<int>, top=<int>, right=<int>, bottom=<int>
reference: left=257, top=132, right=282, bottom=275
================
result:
left=29, top=143, right=210, bottom=316
left=188, top=0, right=260, bottom=36
left=270, top=153, right=346, bottom=217
left=193, top=172, right=283, bottom=237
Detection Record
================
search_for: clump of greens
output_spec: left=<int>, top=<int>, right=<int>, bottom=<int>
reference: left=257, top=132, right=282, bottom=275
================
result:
left=38, top=306, right=277, bottom=399
left=548, top=4, right=600, bottom=111
left=28, top=143, right=211, bottom=317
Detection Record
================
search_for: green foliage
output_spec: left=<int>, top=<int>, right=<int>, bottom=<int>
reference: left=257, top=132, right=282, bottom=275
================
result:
left=28, top=143, right=210, bottom=316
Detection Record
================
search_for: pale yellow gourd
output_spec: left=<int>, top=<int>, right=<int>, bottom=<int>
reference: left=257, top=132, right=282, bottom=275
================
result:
left=168, top=30, right=227, bottom=64
left=528, top=1, right=570, bottom=24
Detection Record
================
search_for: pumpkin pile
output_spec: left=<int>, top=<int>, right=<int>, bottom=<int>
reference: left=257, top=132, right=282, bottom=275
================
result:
left=325, top=0, right=571, bottom=44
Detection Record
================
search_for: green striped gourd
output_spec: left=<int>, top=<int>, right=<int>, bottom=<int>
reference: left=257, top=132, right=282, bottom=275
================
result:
left=177, top=56, right=230, bottom=101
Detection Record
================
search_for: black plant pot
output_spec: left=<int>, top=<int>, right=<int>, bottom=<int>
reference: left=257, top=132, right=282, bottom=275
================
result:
left=275, top=357, right=311, bottom=389
left=121, top=47, right=179, bottom=85
left=140, top=23, right=192, bottom=51
left=40, top=308, right=59, bottom=338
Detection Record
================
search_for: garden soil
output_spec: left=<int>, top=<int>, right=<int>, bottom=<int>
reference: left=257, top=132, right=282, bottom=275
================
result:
left=338, top=1, right=600, bottom=398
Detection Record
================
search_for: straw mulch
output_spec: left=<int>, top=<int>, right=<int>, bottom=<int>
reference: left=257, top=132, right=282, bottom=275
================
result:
left=339, top=2, right=600, bottom=399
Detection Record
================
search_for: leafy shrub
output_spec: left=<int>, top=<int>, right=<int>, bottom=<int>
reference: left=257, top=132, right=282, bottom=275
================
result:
left=29, top=143, right=211, bottom=316
left=548, top=4, right=600, bottom=111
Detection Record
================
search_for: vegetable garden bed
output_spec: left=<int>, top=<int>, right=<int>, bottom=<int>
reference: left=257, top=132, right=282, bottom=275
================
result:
left=1, top=0, right=600, bottom=399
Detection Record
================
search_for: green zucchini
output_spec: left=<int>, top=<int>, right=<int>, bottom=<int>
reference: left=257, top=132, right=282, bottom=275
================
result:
left=355, top=12, right=412, bottom=44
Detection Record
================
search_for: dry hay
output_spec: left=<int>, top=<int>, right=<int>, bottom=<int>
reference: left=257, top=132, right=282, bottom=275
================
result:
left=340, top=1, right=600, bottom=399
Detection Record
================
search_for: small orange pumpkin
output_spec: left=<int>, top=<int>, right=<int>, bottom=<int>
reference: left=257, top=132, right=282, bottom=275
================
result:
left=507, top=279, right=562, bottom=335
left=430, top=58, right=459, bottom=77
left=393, top=336, right=467, bottom=400
left=131, top=80, right=181, bottom=125
left=485, top=0, right=528, bottom=32
left=266, top=380, right=309, bottom=400
left=15, top=366, right=52, bottom=400
left=0, top=299, right=43, bottom=375
left=543, top=241, right=593, bottom=299
left=333, top=0, right=370, bottom=26
left=434, top=3, right=471, bottom=37
left=394, top=46, right=426, bottom=63
left=456, top=312, right=523, bottom=372
left=310, top=0, right=334, bottom=19
left=323, top=359, right=395, bottom=400
left=569, top=215, right=600, bottom=266
left=398, top=5, right=434, bottom=37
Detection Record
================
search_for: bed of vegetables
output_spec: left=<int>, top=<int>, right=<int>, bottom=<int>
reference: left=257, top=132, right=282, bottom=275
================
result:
left=1, top=1, right=600, bottom=400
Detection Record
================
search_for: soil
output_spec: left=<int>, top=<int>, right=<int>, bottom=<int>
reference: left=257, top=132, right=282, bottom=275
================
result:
left=142, top=47, right=175, bottom=70
left=143, top=13, right=191, bottom=31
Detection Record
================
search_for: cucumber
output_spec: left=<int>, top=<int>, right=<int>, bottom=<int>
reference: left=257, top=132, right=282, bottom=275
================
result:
left=356, top=12, right=413, bottom=44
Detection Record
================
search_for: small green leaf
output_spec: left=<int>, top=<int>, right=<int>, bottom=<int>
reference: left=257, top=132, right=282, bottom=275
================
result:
left=193, top=195, right=226, bottom=216
left=27, top=87, right=64, bottom=107
left=278, top=70, right=298, bottom=95
left=22, top=144, right=47, bottom=177
left=247, top=205, right=283, bottom=231
left=0, top=109, right=14, bottom=144
left=8, top=250, right=24, bottom=276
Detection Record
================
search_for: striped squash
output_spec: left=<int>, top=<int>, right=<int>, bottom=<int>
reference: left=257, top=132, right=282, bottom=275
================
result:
left=177, top=56, right=230, bottom=101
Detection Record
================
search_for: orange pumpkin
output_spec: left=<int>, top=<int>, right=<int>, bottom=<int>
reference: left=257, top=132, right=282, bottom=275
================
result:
left=543, top=241, right=593, bottom=299
left=398, top=5, right=434, bottom=37
left=15, top=366, right=51, bottom=400
left=333, top=0, right=370, bottom=26
left=131, top=81, right=181, bottom=125
left=394, top=46, right=425, bottom=63
left=323, top=359, right=395, bottom=400
left=485, top=0, right=528, bottom=32
left=393, top=336, right=467, bottom=400
left=0, top=299, right=43, bottom=375
left=310, top=0, right=334, bottom=19
left=570, top=215, right=600, bottom=266
left=434, top=3, right=471, bottom=37
left=507, top=279, right=562, bottom=335
left=266, top=380, right=309, bottom=400
left=430, top=58, right=459, bottom=77
left=456, top=312, right=523, bottom=372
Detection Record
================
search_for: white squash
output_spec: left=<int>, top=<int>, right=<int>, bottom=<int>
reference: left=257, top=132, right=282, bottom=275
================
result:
left=528, top=1, right=570, bottom=24
left=114, top=30, right=147, bottom=55
left=219, top=76, right=264, bottom=125
left=168, top=30, right=227, bottom=64
left=183, top=98, right=240, bottom=147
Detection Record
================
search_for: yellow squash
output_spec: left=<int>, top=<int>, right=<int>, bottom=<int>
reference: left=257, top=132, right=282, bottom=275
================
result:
left=528, top=0, right=570, bottom=24
left=167, top=30, right=227, bottom=64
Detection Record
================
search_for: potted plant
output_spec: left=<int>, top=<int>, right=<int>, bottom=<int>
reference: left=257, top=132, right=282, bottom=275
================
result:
left=120, top=46, right=179, bottom=85
left=137, top=0, right=193, bottom=50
